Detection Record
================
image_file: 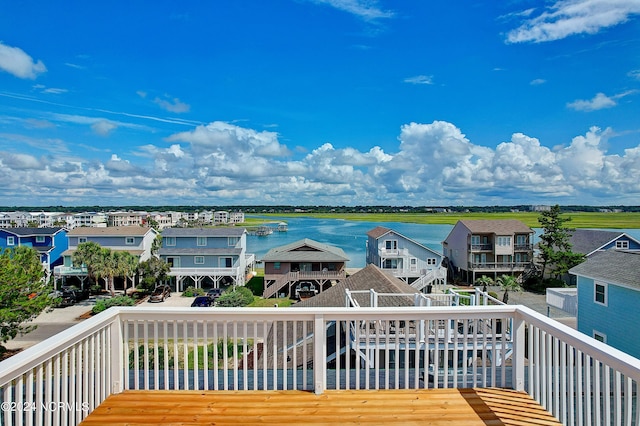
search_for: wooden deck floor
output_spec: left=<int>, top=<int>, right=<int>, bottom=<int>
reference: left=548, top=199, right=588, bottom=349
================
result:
left=80, top=388, right=562, bottom=426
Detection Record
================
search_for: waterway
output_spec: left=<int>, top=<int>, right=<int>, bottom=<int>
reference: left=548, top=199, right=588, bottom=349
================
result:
left=246, top=216, right=640, bottom=268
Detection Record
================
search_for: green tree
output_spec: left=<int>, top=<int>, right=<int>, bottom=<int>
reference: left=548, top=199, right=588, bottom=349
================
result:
left=117, top=251, right=139, bottom=293
left=151, top=234, right=162, bottom=256
left=73, top=241, right=103, bottom=287
left=496, top=274, right=521, bottom=304
left=475, top=275, right=494, bottom=293
left=537, top=205, right=585, bottom=280
left=137, top=257, right=171, bottom=292
left=0, top=246, right=52, bottom=354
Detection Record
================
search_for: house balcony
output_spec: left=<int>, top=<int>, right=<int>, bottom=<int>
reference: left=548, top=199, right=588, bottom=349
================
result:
left=2, top=306, right=639, bottom=425
left=467, top=261, right=531, bottom=272
left=167, top=266, right=240, bottom=277
left=53, top=265, right=88, bottom=276
left=470, top=243, right=493, bottom=251
left=514, top=244, right=533, bottom=251
left=379, top=247, right=409, bottom=256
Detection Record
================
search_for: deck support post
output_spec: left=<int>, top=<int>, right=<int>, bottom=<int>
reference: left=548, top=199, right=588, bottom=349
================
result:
left=110, top=311, right=124, bottom=394
left=512, top=311, right=526, bottom=391
left=314, top=313, right=326, bottom=394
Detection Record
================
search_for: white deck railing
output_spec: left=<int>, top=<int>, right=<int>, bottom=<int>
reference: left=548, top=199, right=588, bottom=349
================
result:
left=2, top=306, right=640, bottom=425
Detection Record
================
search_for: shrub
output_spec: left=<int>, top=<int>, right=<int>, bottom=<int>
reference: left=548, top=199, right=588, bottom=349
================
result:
left=216, top=287, right=254, bottom=307
left=92, top=295, right=135, bottom=314
left=488, top=291, right=499, bottom=300
left=182, top=286, right=205, bottom=297
left=245, top=276, right=264, bottom=296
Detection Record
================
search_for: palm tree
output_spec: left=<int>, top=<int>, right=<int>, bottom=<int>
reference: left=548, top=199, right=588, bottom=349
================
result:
left=117, top=252, right=139, bottom=294
left=73, top=242, right=103, bottom=289
left=475, top=275, right=494, bottom=293
left=496, top=274, right=521, bottom=304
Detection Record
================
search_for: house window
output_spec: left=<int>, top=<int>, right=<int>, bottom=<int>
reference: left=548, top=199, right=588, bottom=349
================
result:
left=471, top=235, right=480, bottom=245
left=383, top=259, right=399, bottom=269
left=7, top=236, right=15, bottom=246
left=593, top=331, right=607, bottom=343
left=594, top=281, right=607, bottom=306
left=385, top=240, right=398, bottom=250
left=427, top=258, right=437, bottom=266
left=410, top=258, right=417, bottom=271
left=79, top=237, right=87, bottom=244
left=496, top=237, right=512, bottom=246
left=516, top=235, right=527, bottom=245
left=197, top=236, right=207, bottom=246
left=616, top=240, right=629, bottom=249
left=194, top=256, right=205, bottom=265
left=165, top=237, right=176, bottom=246
left=125, top=237, right=135, bottom=245
left=228, top=236, right=239, bottom=246
left=36, top=236, right=45, bottom=243
left=274, top=262, right=281, bottom=270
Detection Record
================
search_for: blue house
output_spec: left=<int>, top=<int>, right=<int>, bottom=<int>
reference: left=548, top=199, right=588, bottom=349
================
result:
left=158, top=227, right=254, bottom=291
left=570, top=250, right=640, bottom=359
left=569, top=229, right=640, bottom=256
left=0, top=227, right=68, bottom=273
left=367, top=226, right=446, bottom=292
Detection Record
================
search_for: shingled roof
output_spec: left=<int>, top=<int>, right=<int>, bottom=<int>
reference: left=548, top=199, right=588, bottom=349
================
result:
left=260, top=238, right=349, bottom=263
left=568, top=229, right=636, bottom=256
left=459, top=219, right=533, bottom=234
left=294, top=264, right=419, bottom=308
left=570, top=250, right=640, bottom=290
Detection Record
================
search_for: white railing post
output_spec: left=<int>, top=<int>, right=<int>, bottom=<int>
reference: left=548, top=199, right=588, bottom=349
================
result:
left=511, top=312, right=526, bottom=391
left=314, top=313, right=326, bottom=394
left=110, top=311, right=124, bottom=394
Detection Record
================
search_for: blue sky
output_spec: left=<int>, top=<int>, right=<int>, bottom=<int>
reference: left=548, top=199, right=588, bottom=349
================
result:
left=1, top=0, right=639, bottom=207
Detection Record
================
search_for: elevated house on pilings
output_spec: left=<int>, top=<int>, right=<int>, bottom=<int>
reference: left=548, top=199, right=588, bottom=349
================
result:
left=263, top=265, right=510, bottom=380
left=261, top=238, right=349, bottom=299
left=159, top=227, right=255, bottom=291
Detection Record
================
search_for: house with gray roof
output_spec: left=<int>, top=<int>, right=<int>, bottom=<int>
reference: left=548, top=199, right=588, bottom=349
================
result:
left=261, top=238, right=349, bottom=298
left=568, top=229, right=640, bottom=256
left=442, top=219, right=535, bottom=284
left=366, top=226, right=446, bottom=292
left=159, top=227, right=254, bottom=291
left=570, top=250, right=640, bottom=359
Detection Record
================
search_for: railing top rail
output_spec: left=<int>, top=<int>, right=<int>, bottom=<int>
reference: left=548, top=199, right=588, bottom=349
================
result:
left=0, top=308, right=120, bottom=386
left=514, top=305, right=640, bottom=380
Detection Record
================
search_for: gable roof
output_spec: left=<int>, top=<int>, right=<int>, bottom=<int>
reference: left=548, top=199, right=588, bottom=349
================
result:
left=67, top=226, right=156, bottom=237
left=260, top=238, right=349, bottom=263
left=568, top=229, right=639, bottom=256
left=1, top=227, right=65, bottom=236
left=366, top=226, right=392, bottom=239
left=570, top=250, right=640, bottom=290
left=366, top=226, right=442, bottom=257
left=161, top=227, right=246, bottom=237
left=458, top=219, right=533, bottom=234
left=294, top=264, right=419, bottom=308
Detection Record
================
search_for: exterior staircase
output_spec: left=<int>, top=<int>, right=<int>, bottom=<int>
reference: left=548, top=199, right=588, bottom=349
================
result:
left=410, top=267, right=447, bottom=292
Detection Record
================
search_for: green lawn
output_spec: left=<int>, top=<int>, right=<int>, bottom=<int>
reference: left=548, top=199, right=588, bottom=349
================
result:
left=259, top=212, right=640, bottom=229
left=248, top=296, right=293, bottom=307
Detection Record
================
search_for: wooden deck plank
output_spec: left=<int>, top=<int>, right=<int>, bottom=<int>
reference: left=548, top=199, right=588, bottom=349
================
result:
left=80, top=388, right=562, bottom=426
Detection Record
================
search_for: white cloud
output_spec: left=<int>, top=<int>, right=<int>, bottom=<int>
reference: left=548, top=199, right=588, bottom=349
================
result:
left=153, top=96, right=190, bottom=113
left=404, top=75, right=434, bottom=85
left=0, top=42, right=46, bottom=79
left=309, top=0, right=394, bottom=21
left=91, top=120, right=118, bottom=136
left=530, top=78, right=546, bottom=85
left=506, top=0, right=640, bottom=43
left=3, top=119, right=640, bottom=206
left=630, top=70, right=640, bottom=80
left=567, top=92, right=615, bottom=111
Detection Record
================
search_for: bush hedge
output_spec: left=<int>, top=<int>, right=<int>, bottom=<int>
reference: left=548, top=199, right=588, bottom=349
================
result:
left=92, top=295, right=136, bottom=314
left=182, top=286, right=205, bottom=297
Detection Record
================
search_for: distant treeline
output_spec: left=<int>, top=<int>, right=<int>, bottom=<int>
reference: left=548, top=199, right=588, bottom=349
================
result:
left=2, top=205, right=640, bottom=214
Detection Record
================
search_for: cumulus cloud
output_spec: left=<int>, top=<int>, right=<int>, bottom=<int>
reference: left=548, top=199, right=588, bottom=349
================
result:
left=3, top=119, right=640, bottom=206
left=153, top=96, right=190, bottom=113
left=530, top=78, right=546, bottom=85
left=567, top=92, right=617, bottom=111
left=506, top=0, right=640, bottom=43
left=0, top=42, right=46, bottom=79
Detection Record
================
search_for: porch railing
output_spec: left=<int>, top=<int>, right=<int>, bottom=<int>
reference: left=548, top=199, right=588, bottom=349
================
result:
left=2, top=306, right=640, bottom=425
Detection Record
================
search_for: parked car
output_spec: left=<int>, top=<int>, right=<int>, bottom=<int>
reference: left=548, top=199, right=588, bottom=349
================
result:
left=191, top=296, right=214, bottom=307
left=61, top=285, right=90, bottom=302
left=206, top=288, right=224, bottom=300
left=148, top=285, right=172, bottom=303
